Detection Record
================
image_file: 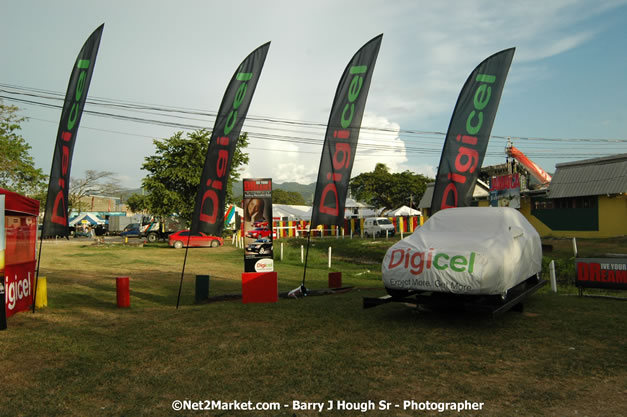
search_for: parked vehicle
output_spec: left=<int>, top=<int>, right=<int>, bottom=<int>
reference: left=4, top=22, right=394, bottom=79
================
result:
left=120, top=223, right=141, bottom=238
left=246, top=238, right=273, bottom=255
left=108, top=215, right=142, bottom=235
left=252, top=221, right=268, bottom=229
left=364, top=217, right=395, bottom=237
left=129, top=216, right=185, bottom=242
left=382, top=207, right=542, bottom=299
left=168, top=230, right=223, bottom=249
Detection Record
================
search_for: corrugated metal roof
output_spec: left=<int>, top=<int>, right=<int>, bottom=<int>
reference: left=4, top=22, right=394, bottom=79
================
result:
left=548, top=153, right=627, bottom=199
left=418, top=183, right=434, bottom=209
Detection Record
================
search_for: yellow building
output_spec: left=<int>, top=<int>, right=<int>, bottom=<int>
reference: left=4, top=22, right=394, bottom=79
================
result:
left=522, top=154, right=627, bottom=238
left=418, top=154, right=627, bottom=238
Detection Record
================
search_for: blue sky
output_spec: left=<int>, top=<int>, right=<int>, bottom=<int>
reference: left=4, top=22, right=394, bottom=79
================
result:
left=1, top=0, right=626, bottom=189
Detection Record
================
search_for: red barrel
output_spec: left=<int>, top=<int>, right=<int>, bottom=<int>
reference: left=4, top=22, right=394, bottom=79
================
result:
left=329, top=272, right=342, bottom=288
left=116, top=276, right=130, bottom=308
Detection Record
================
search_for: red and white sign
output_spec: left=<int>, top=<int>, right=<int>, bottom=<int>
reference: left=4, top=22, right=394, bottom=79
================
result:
left=576, top=258, right=627, bottom=290
left=5, top=262, right=35, bottom=317
left=1, top=188, right=39, bottom=318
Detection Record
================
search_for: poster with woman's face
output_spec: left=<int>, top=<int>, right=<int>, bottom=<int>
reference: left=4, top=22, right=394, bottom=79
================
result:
left=245, top=198, right=268, bottom=224
left=242, top=179, right=273, bottom=272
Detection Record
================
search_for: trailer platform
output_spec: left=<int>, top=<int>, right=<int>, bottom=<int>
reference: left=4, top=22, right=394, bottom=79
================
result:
left=363, top=277, right=547, bottom=318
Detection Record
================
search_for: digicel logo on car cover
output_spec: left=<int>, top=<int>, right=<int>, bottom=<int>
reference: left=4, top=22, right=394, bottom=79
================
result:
left=387, top=247, right=476, bottom=275
left=199, top=71, right=254, bottom=225
left=51, top=59, right=91, bottom=226
left=440, top=73, right=496, bottom=209
left=318, top=65, right=367, bottom=216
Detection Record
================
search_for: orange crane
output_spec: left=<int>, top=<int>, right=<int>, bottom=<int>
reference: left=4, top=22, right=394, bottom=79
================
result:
left=506, top=141, right=552, bottom=185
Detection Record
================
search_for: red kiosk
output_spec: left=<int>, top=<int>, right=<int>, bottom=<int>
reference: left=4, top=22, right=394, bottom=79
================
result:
left=1, top=188, right=40, bottom=319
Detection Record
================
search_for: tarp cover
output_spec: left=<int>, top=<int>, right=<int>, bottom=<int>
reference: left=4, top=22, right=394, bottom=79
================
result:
left=382, top=207, right=542, bottom=295
left=69, top=213, right=105, bottom=227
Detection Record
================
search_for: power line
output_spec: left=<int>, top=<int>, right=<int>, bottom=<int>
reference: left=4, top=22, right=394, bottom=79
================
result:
left=3, top=82, right=626, bottom=144
left=1, top=83, right=625, bottom=161
left=21, top=115, right=615, bottom=160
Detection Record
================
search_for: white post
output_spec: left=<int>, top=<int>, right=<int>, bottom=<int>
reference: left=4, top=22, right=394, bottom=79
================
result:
left=280, top=242, right=284, bottom=261
left=342, top=227, right=345, bottom=240
left=401, top=228, right=404, bottom=240
left=386, top=230, right=389, bottom=240
left=550, top=260, right=557, bottom=293
left=572, top=237, right=578, bottom=258
left=328, top=246, right=332, bottom=268
left=232, top=233, right=236, bottom=245
left=301, top=245, right=304, bottom=263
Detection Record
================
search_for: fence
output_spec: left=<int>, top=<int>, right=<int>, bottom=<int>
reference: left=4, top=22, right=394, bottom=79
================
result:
left=268, top=216, right=423, bottom=239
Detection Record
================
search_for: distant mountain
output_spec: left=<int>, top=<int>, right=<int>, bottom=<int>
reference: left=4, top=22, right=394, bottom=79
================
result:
left=116, top=188, right=144, bottom=203
left=232, top=181, right=316, bottom=204
left=118, top=181, right=318, bottom=205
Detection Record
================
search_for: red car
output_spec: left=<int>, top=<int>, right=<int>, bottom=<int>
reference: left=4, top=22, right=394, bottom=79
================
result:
left=246, top=228, right=273, bottom=239
left=168, top=230, right=223, bottom=249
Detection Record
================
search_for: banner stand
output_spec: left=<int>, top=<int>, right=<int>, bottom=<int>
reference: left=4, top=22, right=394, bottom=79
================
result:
left=242, top=272, right=277, bottom=303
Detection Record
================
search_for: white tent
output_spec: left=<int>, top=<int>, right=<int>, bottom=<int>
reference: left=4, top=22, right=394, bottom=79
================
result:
left=271, top=202, right=378, bottom=221
left=386, top=205, right=421, bottom=217
left=272, top=204, right=312, bottom=221
left=69, top=213, right=106, bottom=227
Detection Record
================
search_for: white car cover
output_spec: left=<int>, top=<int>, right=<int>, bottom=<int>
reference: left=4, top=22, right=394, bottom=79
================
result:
left=382, top=207, right=542, bottom=295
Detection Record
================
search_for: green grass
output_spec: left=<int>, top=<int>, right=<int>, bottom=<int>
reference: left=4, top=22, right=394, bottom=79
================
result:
left=1, top=237, right=626, bottom=417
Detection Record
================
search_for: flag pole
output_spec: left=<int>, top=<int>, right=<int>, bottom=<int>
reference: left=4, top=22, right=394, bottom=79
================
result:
left=175, top=230, right=194, bottom=309
left=300, top=227, right=313, bottom=294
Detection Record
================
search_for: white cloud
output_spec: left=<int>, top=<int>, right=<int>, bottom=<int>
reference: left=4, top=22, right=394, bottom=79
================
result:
left=353, top=113, right=409, bottom=176
left=240, top=139, right=319, bottom=184
left=241, top=112, right=411, bottom=184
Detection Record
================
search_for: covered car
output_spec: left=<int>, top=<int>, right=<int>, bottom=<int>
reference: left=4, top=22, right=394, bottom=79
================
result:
left=382, top=207, right=542, bottom=297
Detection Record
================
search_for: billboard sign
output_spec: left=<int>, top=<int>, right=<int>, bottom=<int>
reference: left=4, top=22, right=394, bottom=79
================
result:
left=490, top=173, right=521, bottom=208
left=243, top=179, right=273, bottom=273
left=576, top=258, right=627, bottom=291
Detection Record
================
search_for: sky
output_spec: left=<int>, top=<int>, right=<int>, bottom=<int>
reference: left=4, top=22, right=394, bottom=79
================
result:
left=1, top=0, right=626, bottom=190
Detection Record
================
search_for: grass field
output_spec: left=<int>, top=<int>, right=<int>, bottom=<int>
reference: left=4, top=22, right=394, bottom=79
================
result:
left=1, top=236, right=626, bottom=417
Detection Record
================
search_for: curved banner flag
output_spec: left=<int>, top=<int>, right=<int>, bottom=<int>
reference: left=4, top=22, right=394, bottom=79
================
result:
left=310, top=34, right=383, bottom=227
left=430, top=48, right=515, bottom=215
left=42, top=24, right=104, bottom=238
left=191, top=42, right=270, bottom=236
